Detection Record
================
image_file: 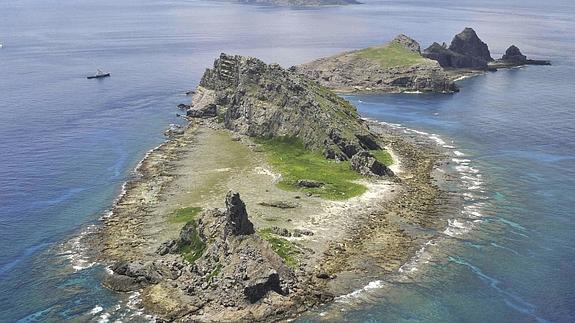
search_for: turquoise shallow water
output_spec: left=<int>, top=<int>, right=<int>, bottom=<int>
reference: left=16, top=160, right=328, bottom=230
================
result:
left=0, top=0, right=574, bottom=321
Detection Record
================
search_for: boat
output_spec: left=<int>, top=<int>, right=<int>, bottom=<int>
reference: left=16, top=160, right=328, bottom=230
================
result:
left=87, top=69, right=110, bottom=79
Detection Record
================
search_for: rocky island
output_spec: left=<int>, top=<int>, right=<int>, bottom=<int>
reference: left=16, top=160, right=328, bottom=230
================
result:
left=298, top=28, right=550, bottom=94
left=297, top=34, right=459, bottom=93
left=96, top=53, right=456, bottom=321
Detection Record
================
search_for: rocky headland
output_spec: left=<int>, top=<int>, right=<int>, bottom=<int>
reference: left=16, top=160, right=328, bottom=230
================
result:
left=96, top=53, right=457, bottom=321
left=298, top=28, right=551, bottom=94
left=296, top=34, right=459, bottom=93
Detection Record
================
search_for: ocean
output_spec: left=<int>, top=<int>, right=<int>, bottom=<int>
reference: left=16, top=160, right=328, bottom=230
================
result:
left=1, top=0, right=574, bottom=321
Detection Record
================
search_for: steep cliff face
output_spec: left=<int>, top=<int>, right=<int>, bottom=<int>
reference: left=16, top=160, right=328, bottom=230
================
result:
left=423, top=28, right=493, bottom=70
left=296, top=35, right=458, bottom=93
left=192, top=53, right=384, bottom=161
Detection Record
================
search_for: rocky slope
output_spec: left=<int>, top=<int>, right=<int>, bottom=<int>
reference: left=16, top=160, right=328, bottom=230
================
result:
left=104, top=191, right=310, bottom=321
left=296, top=34, right=458, bottom=93
left=188, top=53, right=393, bottom=173
left=423, top=27, right=494, bottom=70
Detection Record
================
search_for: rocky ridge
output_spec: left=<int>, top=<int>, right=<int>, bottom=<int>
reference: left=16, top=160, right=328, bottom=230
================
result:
left=296, top=34, right=458, bottom=93
left=187, top=53, right=395, bottom=172
left=105, top=191, right=309, bottom=321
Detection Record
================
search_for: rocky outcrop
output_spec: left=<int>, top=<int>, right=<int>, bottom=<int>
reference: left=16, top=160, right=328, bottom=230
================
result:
left=225, top=191, right=255, bottom=236
left=191, top=53, right=386, bottom=162
left=502, top=45, right=527, bottom=63
left=490, top=45, right=551, bottom=68
left=297, top=34, right=458, bottom=93
left=351, top=151, right=394, bottom=177
left=424, top=28, right=493, bottom=70
left=105, top=191, right=300, bottom=321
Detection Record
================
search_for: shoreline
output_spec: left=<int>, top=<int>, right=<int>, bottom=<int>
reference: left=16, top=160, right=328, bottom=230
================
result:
left=72, top=111, right=472, bottom=321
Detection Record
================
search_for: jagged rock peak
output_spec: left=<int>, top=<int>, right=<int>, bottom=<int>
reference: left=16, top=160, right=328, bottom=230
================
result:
left=391, top=34, right=421, bottom=54
left=449, top=27, right=493, bottom=62
left=225, top=191, right=255, bottom=236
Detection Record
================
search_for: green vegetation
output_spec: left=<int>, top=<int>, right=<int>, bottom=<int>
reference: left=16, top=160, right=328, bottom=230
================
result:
left=370, top=149, right=394, bottom=166
left=259, top=228, right=299, bottom=268
left=206, top=263, right=223, bottom=282
left=179, top=221, right=206, bottom=264
left=358, top=43, right=427, bottom=68
left=256, top=137, right=366, bottom=200
left=169, top=206, right=203, bottom=224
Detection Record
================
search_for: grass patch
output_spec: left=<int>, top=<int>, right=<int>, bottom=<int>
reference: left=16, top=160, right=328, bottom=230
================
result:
left=206, top=263, right=223, bottom=282
left=259, top=228, right=299, bottom=268
left=357, top=43, right=427, bottom=68
left=256, top=137, right=366, bottom=200
left=179, top=221, right=206, bottom=264
left=169, top=206, right=203, bottom=224
left=370, top=149, right=394, bottom=166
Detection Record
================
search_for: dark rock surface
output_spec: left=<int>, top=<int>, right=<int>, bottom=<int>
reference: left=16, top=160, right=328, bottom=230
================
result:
left=350, top=151, right=394, bottom=177
left=297, top=179, right=325, bottom=188
left=424, top=28, right=493, bottom=70
left=501, top=45, right=527, bottom=63
left=491, top=45, right=551, bottom=67
left=186, top=103, right=217, bottom=118
left=225, top=190, right=255, bottom=236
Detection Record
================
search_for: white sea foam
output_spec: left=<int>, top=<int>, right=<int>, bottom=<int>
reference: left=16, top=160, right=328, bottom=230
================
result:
left=398, top=240, right=436, bottom=274
left=335, top=280, right=384, bottom=302
left=454, top=150, right=465, bottom=156
left=444, top=219, right=473, bottom=237
left=429, top=134, right=446, bottom=146
left=60, top=224, right=98, bottom=272
left=90, top=306, right=104, bottom=315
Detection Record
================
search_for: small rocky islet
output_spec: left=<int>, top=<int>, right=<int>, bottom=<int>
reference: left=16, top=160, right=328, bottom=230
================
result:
left=298, top=27, right=550, bottom=93
left=98, top=28, right=549, bottom=321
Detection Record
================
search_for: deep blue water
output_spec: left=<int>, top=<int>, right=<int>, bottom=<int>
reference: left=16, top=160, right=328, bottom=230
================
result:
left=1, top=0, right=574, bottom=321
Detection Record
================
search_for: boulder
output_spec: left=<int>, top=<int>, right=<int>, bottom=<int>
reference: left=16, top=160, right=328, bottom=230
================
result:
left=186, top=104, right=217, bottom=118
left=350, top=151, right=394, bottom=177
left=501, top=45, right=527, bottom=63
left=156, top=239, right=178, bottom=255
left=296, top=179, right=324, bottom=188
left=269, top=226, right=291, bottom=237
